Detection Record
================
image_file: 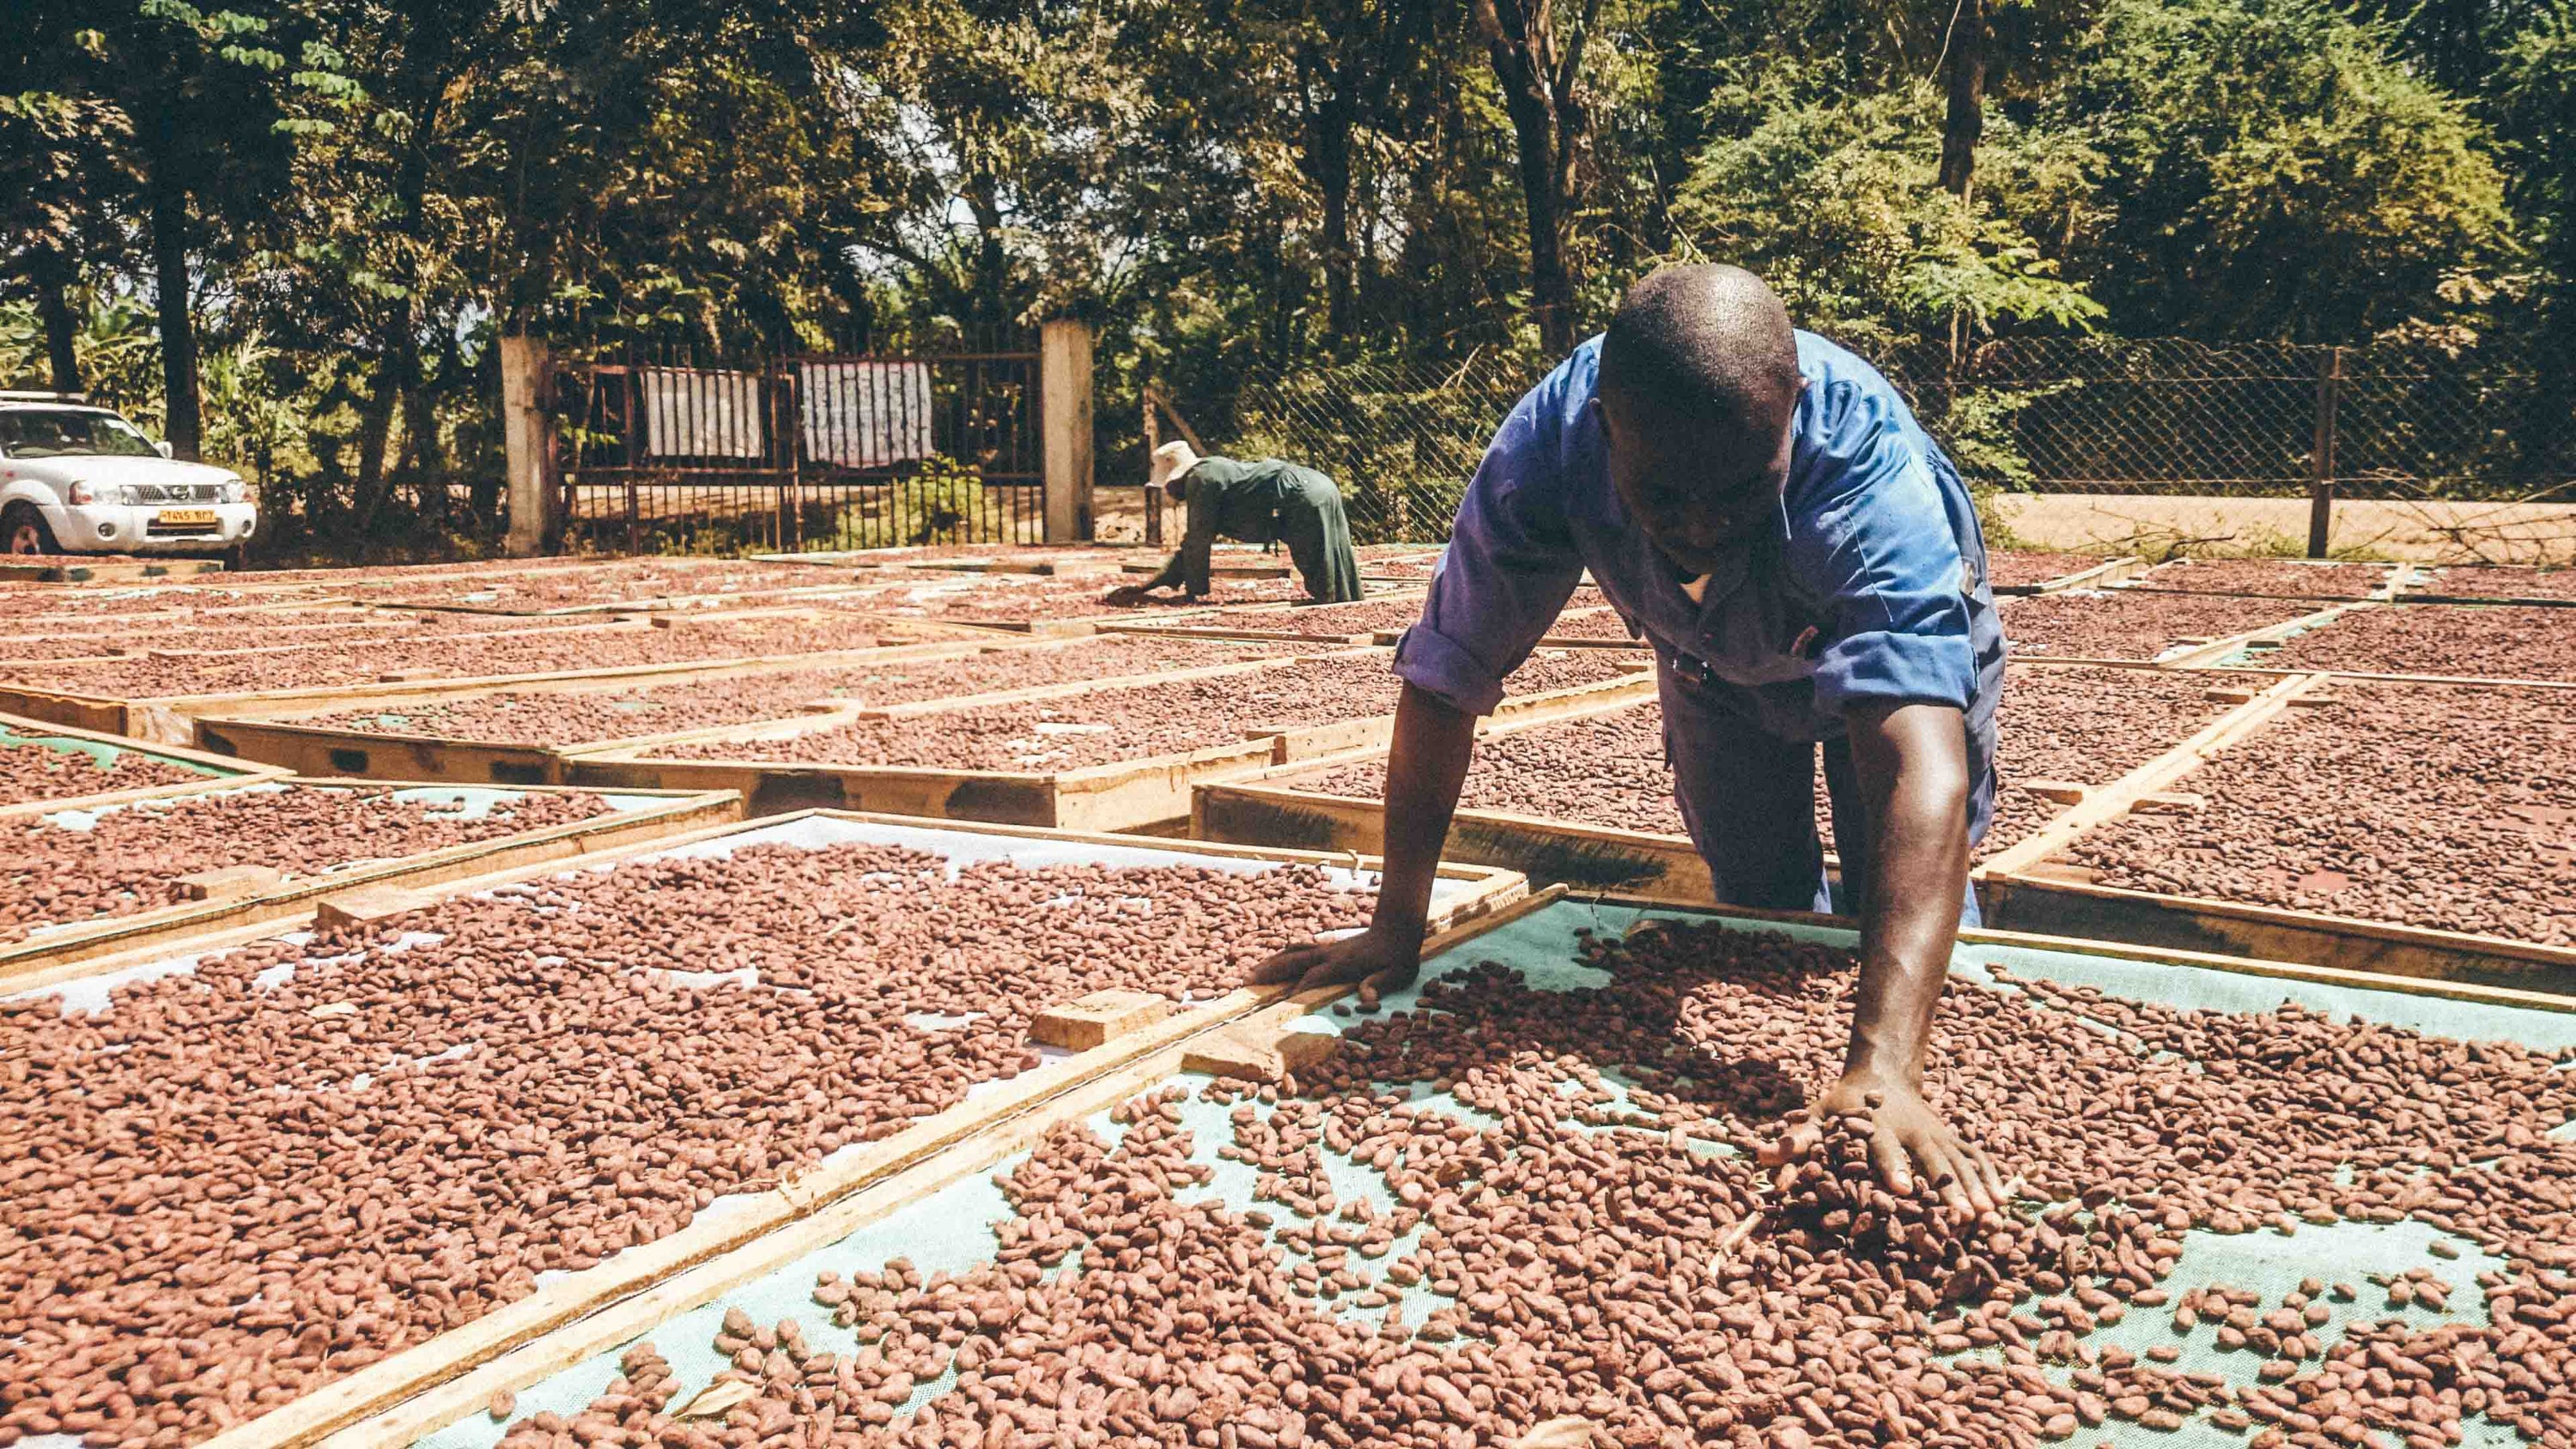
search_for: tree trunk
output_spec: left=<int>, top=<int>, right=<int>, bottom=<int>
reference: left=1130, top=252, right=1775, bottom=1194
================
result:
left=147, top=158, right=201, bottom=459
left=400, top=367, right=445, bottom=523
left=356, top=19, right=457, bottom=526
left=28, top=249, right=82, bottom=395
left=966, top=175, right=1010, bottom=328
left=1297, top=48, right=1359, bottom=345
left=354, top=302, right=412, bottom=519
left=1473, top=0, right=1592, bottom=355
left=1938, top=0, right=1988, bottom=198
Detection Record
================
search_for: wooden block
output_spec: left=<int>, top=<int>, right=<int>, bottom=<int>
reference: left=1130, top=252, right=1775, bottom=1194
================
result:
left=2202, top=686, right=2257, bottom=705
left=2015, top=779, right=2090, bottom=806
left=377, top=670, right=440, bottom=683
left=2287, top=693, right=2342, bottom=708
left=1181, top=1024, right=1341, bottom=1083
left=174, top=864, right=286, bottom=902
left=1030, top=989, right=1171, bottom=1051
left=2132, top=791, right=2208, bottom=815
left=313, top=885, right=440, bottom=931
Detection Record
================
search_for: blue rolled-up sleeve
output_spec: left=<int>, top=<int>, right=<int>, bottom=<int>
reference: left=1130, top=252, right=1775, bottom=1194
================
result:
left=1799, top=390, right=1977, bottom=716
left=1391, top=371, right=1588, bottom=716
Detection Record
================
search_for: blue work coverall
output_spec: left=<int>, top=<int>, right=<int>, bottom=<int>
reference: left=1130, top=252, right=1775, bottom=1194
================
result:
left=1391, top=332, right=2006, bottom=920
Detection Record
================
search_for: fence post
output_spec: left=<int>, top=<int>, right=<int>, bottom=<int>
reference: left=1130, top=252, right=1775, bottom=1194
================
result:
left=779, top=365, right=801, bottom=554
left=2308, top=346, right=2342, bottom=559
left=1141, top=386, right=1162, bottom=548
left=1042, top=319, right=1095, bottom=543
left=500, top=336, right=555, bottom=557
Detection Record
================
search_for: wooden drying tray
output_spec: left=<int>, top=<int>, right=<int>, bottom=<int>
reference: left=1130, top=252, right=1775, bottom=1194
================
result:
left=1093, top=591, right=1436, bottom=647
left=562, top=654, right=1657, bottom=829
left=2111, top=558, right=2411, bottom=604
left=0, top=604, right=628, bottom=673
left=0, top=604, right=427, bottom=670
left=0, top=778, right=742, bottom=991
left=1368, top=606, right=1648, bottom=651
left=317, top=879, right=2576, bottom=1449
left=936, top=579, right=1426, bottom=640
left=2007, top=598, right=2364, bottom=672
left=93, top=812, right=1534, bottom=1449
left=2151, top=662, right=2576, bottom=691
left=1194, top=691, right=1722, bottom=901
left=0, top=709, right=290, bottom=818
left=1972, top=670, right=2576, bottom=992
left=390, top=579, right=906, bottom=618
left=746, top=546, right=1165, bottom=575
left=2395, top=562, right=2576, bottom=609
left=0, top=622, right=993, bottom=745
left=182, top=635, right=1107, bottom=785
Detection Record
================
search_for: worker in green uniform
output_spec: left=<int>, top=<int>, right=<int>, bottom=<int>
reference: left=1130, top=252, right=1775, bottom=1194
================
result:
left=1104, top=440, right=1366, bottom=605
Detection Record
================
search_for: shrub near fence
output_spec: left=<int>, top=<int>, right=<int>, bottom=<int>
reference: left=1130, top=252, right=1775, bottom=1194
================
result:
left=1228, top=334, right=2576, bottom=545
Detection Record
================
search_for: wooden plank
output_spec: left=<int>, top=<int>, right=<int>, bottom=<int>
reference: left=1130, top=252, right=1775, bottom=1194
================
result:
left=1097, top=620, right=1374, bottom=646
left=1581, top=889, right=2576, bottom=1016
left=170, top=841, right=1538, bottom=1449
left=1198, top=779, right=1722, bottom=902
left=195, top=718, right=568, bottom=785
left=1975, top=672, right=2326, bottom=877
left=2172, top=664, right=2576, bottom=692
left=9, top=633, right=999, bottom=746
left=0, top=682, right=132, bottom=736
left=0, top=556, right=226, bottom=585
left=0, top=782, right=743, bottom=991
left=2035, top=555, right=2146, bottom=593
left=1976, top=874, right=2576, bottom=996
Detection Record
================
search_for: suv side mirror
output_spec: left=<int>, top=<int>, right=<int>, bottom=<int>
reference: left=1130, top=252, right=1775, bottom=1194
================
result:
left=155, top=440, right=173, bottom=458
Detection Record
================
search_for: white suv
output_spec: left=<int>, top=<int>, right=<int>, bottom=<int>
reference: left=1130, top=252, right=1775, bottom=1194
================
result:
left=0, top=395, right=258, bottom=555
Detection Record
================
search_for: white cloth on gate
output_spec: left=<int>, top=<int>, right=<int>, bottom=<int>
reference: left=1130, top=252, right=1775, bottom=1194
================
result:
left=640, top=367, right=765, bottom=459
left=799, top=361, right=934, bottom=469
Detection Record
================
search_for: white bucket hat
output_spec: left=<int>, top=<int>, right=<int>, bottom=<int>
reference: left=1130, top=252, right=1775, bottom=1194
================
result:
left=1148, top=439, right=1202, bottom=494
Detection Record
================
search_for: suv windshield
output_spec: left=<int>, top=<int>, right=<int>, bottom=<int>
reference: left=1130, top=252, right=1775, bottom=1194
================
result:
left=0, top=409, right=160, bottom=459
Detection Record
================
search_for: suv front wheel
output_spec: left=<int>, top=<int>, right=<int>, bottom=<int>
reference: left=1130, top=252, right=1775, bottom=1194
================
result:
left=3, top=503, right=59, bottom=555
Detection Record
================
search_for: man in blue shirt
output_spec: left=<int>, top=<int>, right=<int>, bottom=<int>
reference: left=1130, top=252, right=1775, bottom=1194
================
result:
left=1254, top=265, right=2008, bottom=1210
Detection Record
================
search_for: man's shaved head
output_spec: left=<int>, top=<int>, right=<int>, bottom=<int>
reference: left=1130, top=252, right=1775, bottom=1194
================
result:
left=1591, top=265, right=1804, bottom=575
left=1598, top=264, right=1800, bottom=427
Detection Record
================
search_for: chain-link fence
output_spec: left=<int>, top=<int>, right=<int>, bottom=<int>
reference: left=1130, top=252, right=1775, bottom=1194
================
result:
left=1229, top=354, right=1537, bottom=544
left=1228, top=333, right=2576, bottom=544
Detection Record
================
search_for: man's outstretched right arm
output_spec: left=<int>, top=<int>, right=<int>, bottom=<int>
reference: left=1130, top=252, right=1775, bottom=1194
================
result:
left=1248, top=349, right=1589, bottom=993
left=1247, top=683, right=1479, bottom=996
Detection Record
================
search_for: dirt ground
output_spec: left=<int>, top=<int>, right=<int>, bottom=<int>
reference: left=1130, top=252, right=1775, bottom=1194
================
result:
left=1989, top=493, right=2576, bottom=564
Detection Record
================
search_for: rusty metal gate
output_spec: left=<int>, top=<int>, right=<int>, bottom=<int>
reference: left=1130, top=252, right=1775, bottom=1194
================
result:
left=551, top=342, right=1043, bottom=555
